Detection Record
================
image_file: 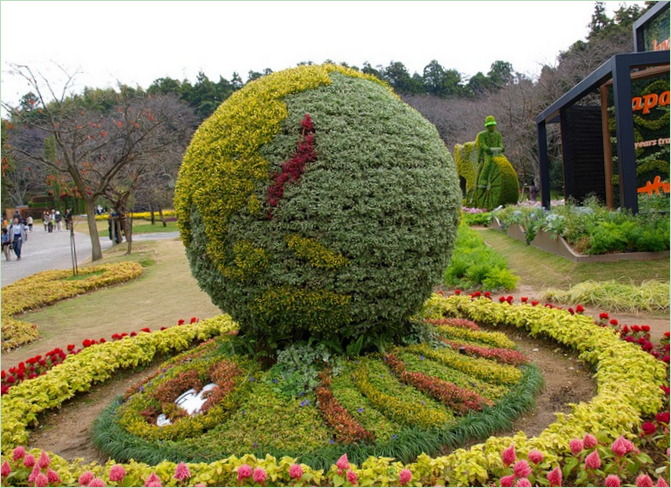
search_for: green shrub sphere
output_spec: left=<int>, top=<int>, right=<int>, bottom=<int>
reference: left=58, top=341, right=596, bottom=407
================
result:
left=174, top=64, right=461, bottom=349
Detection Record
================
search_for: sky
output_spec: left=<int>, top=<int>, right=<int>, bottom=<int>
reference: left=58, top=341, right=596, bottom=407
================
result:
left=1, top=1, right=645, bottom=111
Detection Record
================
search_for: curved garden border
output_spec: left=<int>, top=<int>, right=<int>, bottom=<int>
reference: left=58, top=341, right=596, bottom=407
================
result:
left=1, top=262, right=144, bottom=352
left=0, top=293, right=665, bottom=486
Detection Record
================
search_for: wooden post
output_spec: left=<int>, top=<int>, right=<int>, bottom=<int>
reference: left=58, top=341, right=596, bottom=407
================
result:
left=600, top=84, right=615, bottom=209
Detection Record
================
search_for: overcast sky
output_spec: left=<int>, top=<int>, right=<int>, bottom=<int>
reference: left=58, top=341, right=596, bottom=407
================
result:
left=1, top=1, right=645, bottom=110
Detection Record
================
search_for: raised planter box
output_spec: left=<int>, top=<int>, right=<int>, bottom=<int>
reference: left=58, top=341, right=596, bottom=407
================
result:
left=490, top=218, right=670, bottom=263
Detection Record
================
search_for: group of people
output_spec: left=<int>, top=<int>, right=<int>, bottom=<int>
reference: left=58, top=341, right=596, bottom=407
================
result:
left=1, top=215, right=28, bottom=261
left=42, top=209, right=73, bottom=232
left=1, top=208, right=74, bottom=261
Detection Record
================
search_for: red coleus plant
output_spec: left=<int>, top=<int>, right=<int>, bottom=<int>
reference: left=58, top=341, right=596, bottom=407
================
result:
left=385, top=354, right=492, bottom=415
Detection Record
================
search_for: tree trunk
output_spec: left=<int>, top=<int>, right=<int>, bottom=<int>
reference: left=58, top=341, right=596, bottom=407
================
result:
left=124, top=213, right=133, bottom=255
left=84, top=199, right=103, bottom=261
left=150, top=205, right=155, bottom=225
left=158, top=206, right=167, bottom=227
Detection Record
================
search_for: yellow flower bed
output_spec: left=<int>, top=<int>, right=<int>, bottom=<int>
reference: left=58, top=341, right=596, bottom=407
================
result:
left=0, top=294, right=666, bottom=486
left=1, top=262, right=143, bottom=351
left=94, top=210, right=177, bottom=221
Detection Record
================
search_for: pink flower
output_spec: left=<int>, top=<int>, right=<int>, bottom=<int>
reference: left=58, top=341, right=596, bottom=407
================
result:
left=23, top=453, right=36, bottom=468
left=583, top=433, right=598, bottom=449
left=237, top=464, right=253, bottom=481
left=109, top=464, right=126, bottom=482
left=513, top=460, right=532, bottom=478
left=47, top=468, right=61, bottom=484
left=611, top=436, right=635, bottom=457
left=37, top=450, right=50, bottom=469
left=336, top=454, right=350, bottom=473
left=656, top=477, right=669, bottom=487
left=144, top=472, right=162, bottom=487
left=12, top=445, right=26, bottom=461
left=79, top=470, right=95, bottom=486
left=569, top=439, right=583, bottom=455
left=146, top=483, right=163, bottom=488
left=89, top=478, right=106, bottom=487
left=605, top=475, right=621, bottom=487
left=502, top=444, right=516, bottom=466
left=547, top=466, right=563, bottom=487
left=500, top=475, right=516, bottom=487
left=29, top=465, right=41, bottom=482
left=289, top=464, right=303, bottom=479
left=1, top=461, right=10, bottom=478
left=34, top=473, right=49, bottom=487
left=399, top=468, right=412, bottom=486
left=347, top=470, right=358, bottom=485
left=253, top=467, right=267, bottom=484
left=527, top=449, right=543, bottom=464
left=637, top=475, right=655, bottom=487
left=585, top=450, right=601, bottom=470
left=516, top=479, right=532, bottom=487
left=174, top=462, right=191, bottom=481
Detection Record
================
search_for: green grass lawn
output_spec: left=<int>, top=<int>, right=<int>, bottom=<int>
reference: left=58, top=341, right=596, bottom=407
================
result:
left=476, top=228, right=670, bottom=290
left=68, top=218, right=179, bottom=236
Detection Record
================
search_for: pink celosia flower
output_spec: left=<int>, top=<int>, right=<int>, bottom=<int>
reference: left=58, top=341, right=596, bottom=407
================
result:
left=500, top=474, right=516, bottom=487
left=656, top=477, right=669, bottom=487
left=289, top=464, right=303, bottom=479
left=583, top=433, right=598, bottom=449
left=79, top=470, right=95, bottom=486
left=516, top=479, right=532, bottom=487
left=37, top=450, right=50, bottom=469
left=336, top=454, right=350, bottom=473
left=1, top=461, right=10, bottom=478
left=109, top=464, right=126, bottom=482
left=547, top=466, right=563, bottom=487
left=399, top=468, right=412, bottom=486
left=144, top=472, right=162, bottom=487
left=605, top=475, right=621, bottom=487
left=34, top=473, right=49, bottom=487
left=611, top=436, right=635, bottom=457
left=28, top=465, right=41, bottom=482
left=637, top=475, right=654, bottom=487
left=502, top=444, right=516, bottom=466
left=569, top=439, right=583, bottom=455
left=12, top=446, right=26, bottom=461
left=585, top=450, right=601, bottom=470
left=88, top=478, right=106, bottom=487
left=146, top=483, right=163, bottom=488
left=527, top=449, right=543, bottom=464
left=513, top=460, right=532, bottom=478
left=23, top=454, right=36, bottom=468
left=47, top=468, right=61, bottom=484
left=347, top=470, right=358, bottom=485
left=253, top=467, right=267, bottom=484
left=174, top=462, right=191, bottom=481
left=237, top=464, right=253, bottom=481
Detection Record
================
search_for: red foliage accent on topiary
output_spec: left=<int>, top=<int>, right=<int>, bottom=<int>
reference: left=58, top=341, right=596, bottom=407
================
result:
left=266, top=114, right=317, bottom=213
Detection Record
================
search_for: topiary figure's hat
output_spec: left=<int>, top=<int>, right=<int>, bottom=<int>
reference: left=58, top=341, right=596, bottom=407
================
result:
left=485, top=115, right=497, bottom=127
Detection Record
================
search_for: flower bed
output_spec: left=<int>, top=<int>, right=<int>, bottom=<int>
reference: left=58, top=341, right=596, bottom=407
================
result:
left=1, top=295, right=667, bottom=486
left=1, top=262, right=144, bottom=351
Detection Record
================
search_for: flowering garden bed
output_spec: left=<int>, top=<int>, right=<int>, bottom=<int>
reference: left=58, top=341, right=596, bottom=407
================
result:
left=0, top=263, right=144, bottom=352
left=1, top=294, right=667, bottom=486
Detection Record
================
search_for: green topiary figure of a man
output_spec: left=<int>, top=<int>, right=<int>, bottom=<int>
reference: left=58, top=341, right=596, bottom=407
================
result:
left=475, top=115, right=505, bottom=165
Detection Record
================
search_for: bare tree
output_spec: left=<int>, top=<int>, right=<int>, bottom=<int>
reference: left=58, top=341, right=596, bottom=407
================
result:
left=3, top=64, right=194, bottom=261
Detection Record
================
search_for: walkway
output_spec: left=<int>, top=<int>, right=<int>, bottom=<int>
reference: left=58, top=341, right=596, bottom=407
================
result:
left=1, top=217, right=180, bottom=287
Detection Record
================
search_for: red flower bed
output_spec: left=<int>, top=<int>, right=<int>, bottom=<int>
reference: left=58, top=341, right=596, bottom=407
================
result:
left=315, top=371, right=373, bottom=445
left=441, top=340, right=529, bottom=367
left=385, top=354, right=492, bottom=415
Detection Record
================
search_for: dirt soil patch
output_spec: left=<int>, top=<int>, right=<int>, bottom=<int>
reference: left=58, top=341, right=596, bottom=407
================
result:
left=27, top=328, right=597, bottom=464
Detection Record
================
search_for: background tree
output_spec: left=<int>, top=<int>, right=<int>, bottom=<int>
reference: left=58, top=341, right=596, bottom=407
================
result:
left=3, top=64, right=195, bottom=261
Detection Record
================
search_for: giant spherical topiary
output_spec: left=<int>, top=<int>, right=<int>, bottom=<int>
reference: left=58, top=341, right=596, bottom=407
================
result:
left=174, top=64, right=461, bottom=349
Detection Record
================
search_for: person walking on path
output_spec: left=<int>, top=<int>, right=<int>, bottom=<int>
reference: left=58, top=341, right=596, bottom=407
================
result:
left=8, top=216, right=28, bottom=260
left=26, top=215, right=33, bottom=232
